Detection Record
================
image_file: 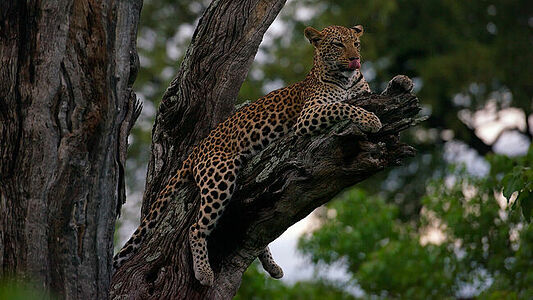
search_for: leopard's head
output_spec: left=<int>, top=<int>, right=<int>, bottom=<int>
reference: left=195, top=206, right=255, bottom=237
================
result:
left=304, top=25, right=364, bottom=75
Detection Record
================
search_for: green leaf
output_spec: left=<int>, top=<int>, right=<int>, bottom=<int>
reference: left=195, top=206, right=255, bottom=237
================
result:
left=502, top=171, right=523, bottom=200
left=519, top=190, right=533, bottom=222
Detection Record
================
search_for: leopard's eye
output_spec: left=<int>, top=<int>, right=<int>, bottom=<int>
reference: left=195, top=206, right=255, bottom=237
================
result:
left=332, top=40, right=344, bottom=48
left=354, top=42, right=360, bottom=47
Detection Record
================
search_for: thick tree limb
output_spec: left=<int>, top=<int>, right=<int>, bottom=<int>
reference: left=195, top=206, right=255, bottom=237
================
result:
left=110, top=86, right=421, bottom=299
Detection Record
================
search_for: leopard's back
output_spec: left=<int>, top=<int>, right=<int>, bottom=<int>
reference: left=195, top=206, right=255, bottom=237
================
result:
left=192, top=82, right=305, bottom=163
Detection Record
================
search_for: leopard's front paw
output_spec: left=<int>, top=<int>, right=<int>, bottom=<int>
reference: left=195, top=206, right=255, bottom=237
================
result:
left=382, top=75, right=414, bottom=95
left=359, top=112, right=382, bottom=133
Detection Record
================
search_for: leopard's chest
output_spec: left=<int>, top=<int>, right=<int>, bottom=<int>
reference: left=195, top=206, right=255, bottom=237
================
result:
left=332, top=88, right=350, bottom=102
left=312, top=85, right=352, bottom=103
left=312, top=71, right=366, bottom=103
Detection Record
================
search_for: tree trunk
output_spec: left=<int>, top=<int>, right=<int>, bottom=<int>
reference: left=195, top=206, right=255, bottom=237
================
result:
left=0, top=0, right=142, bottom=298
left=110, top=0, right=422, bottom=298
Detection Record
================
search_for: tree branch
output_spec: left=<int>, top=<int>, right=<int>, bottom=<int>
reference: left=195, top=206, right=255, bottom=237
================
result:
left=110, top=88, right=421, bottom=299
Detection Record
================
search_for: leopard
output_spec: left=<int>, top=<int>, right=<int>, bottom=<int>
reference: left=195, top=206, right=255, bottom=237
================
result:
left=114, top=24, right=410, bottom=286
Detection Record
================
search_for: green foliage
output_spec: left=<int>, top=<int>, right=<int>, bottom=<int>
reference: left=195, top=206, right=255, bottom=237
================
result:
left=299, top=189, right=457, bottom=299
left=234, top=263, right=356, bottom=300
left=299, top=190, right=401, bottom=270
left=298, top=150, right=533, bottom=298
left=492, top=146, right=533, bottom=221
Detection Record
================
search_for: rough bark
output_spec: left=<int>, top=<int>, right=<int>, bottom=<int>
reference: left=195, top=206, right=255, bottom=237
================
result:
left=0, top=0, right=142, bottom=298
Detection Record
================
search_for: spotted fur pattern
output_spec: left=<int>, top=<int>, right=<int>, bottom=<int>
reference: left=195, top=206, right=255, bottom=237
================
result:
left=114, top=25, right=383, bottom=286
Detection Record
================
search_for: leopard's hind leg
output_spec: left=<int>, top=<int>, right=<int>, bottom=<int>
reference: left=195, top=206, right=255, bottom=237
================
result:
left=189, top=154, right=239, bottom=286
left=258, top=246, right=284, bottom=279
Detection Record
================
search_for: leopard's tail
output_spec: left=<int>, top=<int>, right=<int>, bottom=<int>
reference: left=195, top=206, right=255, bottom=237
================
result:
left=113, top=157, right=193, bottom=271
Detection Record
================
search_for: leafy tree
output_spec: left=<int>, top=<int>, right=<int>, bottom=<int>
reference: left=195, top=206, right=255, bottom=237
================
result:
left=499, top=149, right=533, bottom=221
left=298, top=147, right=533, bottom=298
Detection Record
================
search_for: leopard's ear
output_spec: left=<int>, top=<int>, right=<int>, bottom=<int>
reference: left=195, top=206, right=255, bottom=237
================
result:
left=351, top=25, right=364, bottom=36
left=304, top=27, right=324, bottom=47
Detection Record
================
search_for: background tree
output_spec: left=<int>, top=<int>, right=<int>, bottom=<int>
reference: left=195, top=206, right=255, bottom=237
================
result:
left=0, top=0, right=141, bottom=298
left=298, top=149, right=533, bottom=299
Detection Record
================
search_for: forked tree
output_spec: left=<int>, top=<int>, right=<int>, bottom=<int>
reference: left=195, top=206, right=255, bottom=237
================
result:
left=0, top=0, right=421, bottom=299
